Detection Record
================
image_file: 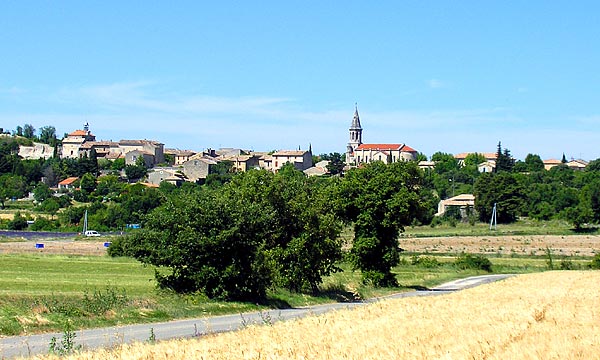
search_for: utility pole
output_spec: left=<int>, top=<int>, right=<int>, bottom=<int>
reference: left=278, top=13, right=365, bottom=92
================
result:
left=489, top=203, right=497, bottom=231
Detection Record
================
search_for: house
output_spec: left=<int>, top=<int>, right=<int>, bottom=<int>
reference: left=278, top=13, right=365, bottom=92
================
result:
left=567, top=159, right=588, bottom=171
left=345, top=105, right=418, bottom=165
left=543, top=159, right=562, bottom=171
left=303, top=160, right=330, bottom=177
left=125, top=150, right=155, bottom=167
left=478, top=160, right=496, bottom=173
left=79, top=141, right=120, bottom=159
left=220, top=154, right=260, bottom=172
left=147, top=168, right=187, bottom=186
left=58, top=177, right=79, bottom=190
left=61, top=123, right=96, bottom=158
left=418, top=160, right=436, bottom=170
left=119, top=140, right=165, bottom=165
left=182, top=155, right=218, bottom=182
left=271, top=149, right=313, bottom=171
left=454, top=152, right=497, bottom=166
left=165, top=149, right=197, bottom=165
left=436, top=194, right=475, bottom=217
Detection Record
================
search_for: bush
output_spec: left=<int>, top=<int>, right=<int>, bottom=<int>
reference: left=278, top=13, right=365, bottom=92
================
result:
left=559, top=259, right=576, bottom=270
left=590, top=254, right=600, bottom=269
left=410, top=255, right=440, bottom=268
left=454, top=253, right=492, bottom=272
left=30, top=217, right=59, bottom=231
left=7, top=212, right=28, bottom=230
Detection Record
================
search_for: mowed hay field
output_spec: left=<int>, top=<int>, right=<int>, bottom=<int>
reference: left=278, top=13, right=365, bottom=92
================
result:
left=34, top=271, right=600, bottom=360
left=401, top=234, right=600, bottom=257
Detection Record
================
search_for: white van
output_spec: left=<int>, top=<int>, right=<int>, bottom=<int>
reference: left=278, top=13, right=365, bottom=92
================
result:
left=84, top=230, right=101, bottom=237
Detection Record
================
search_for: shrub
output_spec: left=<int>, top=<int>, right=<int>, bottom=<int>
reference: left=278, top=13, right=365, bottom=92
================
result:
left=590, top=254, right=600, bottom=269
left=7, top=212, right=28, bottom=230
left=29, top=217, right=59, bottom=231
left=559, top=259, right=576, bottom=270
left=454, top=253, right=492, bottom=272
left=410, top=255, right=440, bottom=268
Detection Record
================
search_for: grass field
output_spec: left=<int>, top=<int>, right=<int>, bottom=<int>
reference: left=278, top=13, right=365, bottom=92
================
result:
left=32, top=271, right=600, bottom=360
left=1, top=226, right=596, bottom=337
left=403, top=218, right=597, bottom=237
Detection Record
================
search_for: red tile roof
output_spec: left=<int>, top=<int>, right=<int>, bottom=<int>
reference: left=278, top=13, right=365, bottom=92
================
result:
left=68, top=130, right=91, bottom=137
left=58, top=177, right=79, bottom=185
left=355, top=144, right=417, bottom=152
left=356, top=144, right=402, bottom=151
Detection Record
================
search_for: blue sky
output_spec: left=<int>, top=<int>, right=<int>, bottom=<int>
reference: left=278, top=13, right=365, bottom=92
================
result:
left=1, top=1, right=599, bottom=160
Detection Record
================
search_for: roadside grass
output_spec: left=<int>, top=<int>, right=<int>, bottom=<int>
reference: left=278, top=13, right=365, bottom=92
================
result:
left=0, top=251, right=590, bottom=336
left=403, top=218, right=594, bottom=237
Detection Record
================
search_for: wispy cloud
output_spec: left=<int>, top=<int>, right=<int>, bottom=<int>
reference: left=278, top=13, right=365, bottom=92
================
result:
left=0, top=86, right=26, bottom=95
left=2, top=81, right=600, bottom=160
left=428, top=79, right=445, bottom=89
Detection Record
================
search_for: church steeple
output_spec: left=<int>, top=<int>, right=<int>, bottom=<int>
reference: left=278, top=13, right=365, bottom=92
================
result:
left=346, top=103, right=363, bottom=165
left=350, top=103, right=362, bottom=130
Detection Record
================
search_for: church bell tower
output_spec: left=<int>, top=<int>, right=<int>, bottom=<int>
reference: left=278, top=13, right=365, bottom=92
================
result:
left=346, top=104, right=363, bottom=164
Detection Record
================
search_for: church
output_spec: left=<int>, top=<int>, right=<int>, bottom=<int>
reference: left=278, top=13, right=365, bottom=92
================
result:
left=345, top=105, right=418, bottom=165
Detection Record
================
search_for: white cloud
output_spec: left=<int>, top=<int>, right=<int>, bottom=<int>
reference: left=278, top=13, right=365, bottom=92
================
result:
left=428, top=79, right=445, bottom=89
left=2, top=81, right=600, bottom=160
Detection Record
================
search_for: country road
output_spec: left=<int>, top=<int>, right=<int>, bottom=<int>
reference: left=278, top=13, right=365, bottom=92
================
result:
left=0, top=274, right=513, bottom=359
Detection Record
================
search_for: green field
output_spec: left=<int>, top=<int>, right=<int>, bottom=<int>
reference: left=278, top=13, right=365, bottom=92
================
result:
left=403, top=218, right=597, bottom=237
left=0, top=251, right=559, bottom=336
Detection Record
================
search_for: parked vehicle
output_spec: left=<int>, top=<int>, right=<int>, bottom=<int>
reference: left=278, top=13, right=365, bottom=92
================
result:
left=84, top=230, right=101, bottom=237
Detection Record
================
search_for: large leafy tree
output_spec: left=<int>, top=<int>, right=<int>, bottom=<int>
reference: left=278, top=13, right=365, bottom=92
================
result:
left=474, top=172, right=524, bottom=223
left=320, top=152, right=345, bottom=176
left=39, top=126, right=58, bottom=146
left=111, top=166, right=343, bottom=300
left=0, top=174, right=27, bottom=208
left=524, top=153, right=545, bottom=172
left=336, top=161, right=431, bottom=287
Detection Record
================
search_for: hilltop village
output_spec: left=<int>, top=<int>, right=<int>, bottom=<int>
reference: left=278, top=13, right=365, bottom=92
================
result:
left=9, top=107, right=590, bottom=190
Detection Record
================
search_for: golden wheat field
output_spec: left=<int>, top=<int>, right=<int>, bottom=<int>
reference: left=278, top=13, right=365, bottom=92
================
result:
left=31, top=271, right=600, bottom=360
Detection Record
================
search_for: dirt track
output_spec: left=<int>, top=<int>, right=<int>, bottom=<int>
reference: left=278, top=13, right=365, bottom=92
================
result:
left=1, top=235, right=600, bottom=257
left=401, top=234, right=600, bottom=257
left=0, top=240, right=109, bottom=256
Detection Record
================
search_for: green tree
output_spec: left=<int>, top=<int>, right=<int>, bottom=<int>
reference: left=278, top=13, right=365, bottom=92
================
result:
left=494, top=142, right=514, bottom=173
left=524, top=153, right=544, bottom=172
left=474, top=172, right=524, bottom=223
left=79, top=173, right=97, bottom=194
left=125, top=159, right=147, bottom=182
left=0, top=174, right=27, bottom=208
left=23, top=124, right=35, bottom=139
left=431, top=152, right=459, bottom=174
left=7, top=212, right=28, bottom=230
left=205, top=160, right=234, bottom=187
left=463, top=153, right=486, bottom=167
left=39, top=126, right=58, bottom=146
left=586, top=158, right=600, bottom=172
left=323, top=152, right=345, bottom=176
left=33, top=182, right=53, bottom=203
left=40, top=198, right=60, bottom=219
left=111, top=166, right=343, bottom=299
left=111, top=158, right=126, bottom=171
left=336, top=161, right=430, bottom=286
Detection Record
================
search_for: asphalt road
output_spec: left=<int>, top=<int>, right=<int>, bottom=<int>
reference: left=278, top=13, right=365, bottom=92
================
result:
left=0, top=230, right=78, bottom=240
left=0, top=274, right=514, bottom=359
